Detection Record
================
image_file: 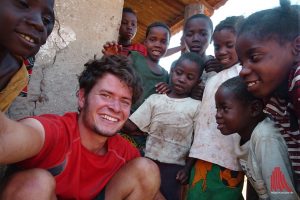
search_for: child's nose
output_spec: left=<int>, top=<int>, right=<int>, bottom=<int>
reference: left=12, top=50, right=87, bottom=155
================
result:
left=27, top=13, right=45, bottom=32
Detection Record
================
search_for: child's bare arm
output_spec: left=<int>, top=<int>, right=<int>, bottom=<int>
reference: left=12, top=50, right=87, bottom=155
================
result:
left=121, top=119, right=147, bottom=136
left=176, top=157, right=196, bottom=185
left=155, top=82, right=170, bottom=94
left=204, top=57, right=223, bottom=73
left=190, top=81, right=205, bottom=100
left=101, top=41, right=122, bottom=56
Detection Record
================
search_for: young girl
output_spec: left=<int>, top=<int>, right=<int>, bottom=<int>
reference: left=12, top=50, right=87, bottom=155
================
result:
left=215, top=76, right=298, bottom=199
left=0, top=0, right=55, bottom=112
left=236, top=0, right=300, bottom=193
left=187, top=16, right=245, bottom=200
left=122, top=52, right=204, bottom=200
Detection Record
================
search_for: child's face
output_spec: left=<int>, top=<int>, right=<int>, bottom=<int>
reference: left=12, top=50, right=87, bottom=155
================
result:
left=170, top=59, right=200, bottom=97
left=213, top=29, right=238, bottom=69
left=119, top=12, right=137, bottom=42
left=183, top=18, right=212, bottom=56
left=144, top=26, right=169, bottom=62
left=0, top=0, right=55, bottom=58
left=215, top=86, right=252, bottom=135
left=236, top=34, right=295, bottom=98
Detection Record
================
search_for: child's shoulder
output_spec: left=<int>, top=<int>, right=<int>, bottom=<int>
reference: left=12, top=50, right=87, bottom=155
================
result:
left=251, top=117, right=282, bottom=140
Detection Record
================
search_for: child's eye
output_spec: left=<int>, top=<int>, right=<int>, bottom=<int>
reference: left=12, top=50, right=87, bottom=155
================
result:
left=226, top=43, right=235, bottom=48
left=16, top=0, right=29, bottom=8
left=42, top=16, right=53, bottom=25
left=250, top=54, right=261, bottom=63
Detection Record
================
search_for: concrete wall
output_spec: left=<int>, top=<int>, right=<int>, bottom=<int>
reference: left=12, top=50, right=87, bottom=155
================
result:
left=8, top=0, right=124, bottom=119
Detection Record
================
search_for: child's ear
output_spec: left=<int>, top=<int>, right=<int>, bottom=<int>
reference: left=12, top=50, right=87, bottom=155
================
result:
left=292, top=35, right=300, bottom=62
left=250, top=99, right=264, bottom=117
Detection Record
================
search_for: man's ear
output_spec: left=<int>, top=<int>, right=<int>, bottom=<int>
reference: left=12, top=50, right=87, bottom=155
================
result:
left=292, top=35, right=300, bottom=63
left=250, top=99, right=264, bottom=117
left=78, top=89, right=86, bottom=110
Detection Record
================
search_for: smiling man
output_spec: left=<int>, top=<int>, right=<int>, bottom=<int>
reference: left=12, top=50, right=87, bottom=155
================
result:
left=0, top=55, right=161, bottom=200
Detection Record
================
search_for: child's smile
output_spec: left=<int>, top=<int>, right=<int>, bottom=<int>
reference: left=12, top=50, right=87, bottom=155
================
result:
left=237, top=35, right=294, bottom=98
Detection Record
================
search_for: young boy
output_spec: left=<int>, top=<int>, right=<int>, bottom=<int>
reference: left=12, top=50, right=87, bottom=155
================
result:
left=215, top=76, right=298, bottom=199
left=122, top=52, right=204, bottom=200
left=118, top=7, right=147, bottom=56
left=0, top=0, right=55, bottom=112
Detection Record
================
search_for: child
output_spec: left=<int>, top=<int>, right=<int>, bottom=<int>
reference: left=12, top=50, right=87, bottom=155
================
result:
left=182, top=14, right=223, bottom=100
left=236, top=0, right=300, bottom=193
left=122, top=52, right=204, bottom=200
left=103, top=21, right=170, bottom=153
left=0, top=0, right=55, bottom=112
left=215, top=76, right=299, bottom=199
left=118, top=7, right=147, bottom=56
left=187, top=16, right=245, bottom=200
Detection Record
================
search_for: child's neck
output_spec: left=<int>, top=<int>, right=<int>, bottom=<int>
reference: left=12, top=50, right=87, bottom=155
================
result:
left=146, top=57, right=162, bottom=75
left=239, top=115, right=265, bottom=145
left=0, top=52, right=22, bottom=91
left=118, top=38, right=131, bottom=47
left=167, top=90, right=188, bottom=99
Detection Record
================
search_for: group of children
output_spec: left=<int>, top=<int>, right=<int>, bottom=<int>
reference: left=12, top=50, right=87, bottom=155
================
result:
left=0, top=0, right=299, bottom=199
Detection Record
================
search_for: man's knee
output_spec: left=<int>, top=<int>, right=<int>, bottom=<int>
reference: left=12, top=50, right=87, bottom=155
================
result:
left=1, top=168, right=56, bottom=200
left=131, top=157, right=159, bottom=175
left=129, top=157, right=160, bottom=185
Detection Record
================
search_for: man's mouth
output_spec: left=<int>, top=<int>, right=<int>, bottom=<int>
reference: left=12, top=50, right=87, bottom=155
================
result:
left=101, top=114, right=118, bottom=122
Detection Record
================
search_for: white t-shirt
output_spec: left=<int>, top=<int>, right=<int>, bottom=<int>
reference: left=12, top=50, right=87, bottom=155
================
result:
left=130, top=94, right=200, bottom=165
left=189, top=63, right=242, bottom=170
left=234, top=117, right=298, bottom=200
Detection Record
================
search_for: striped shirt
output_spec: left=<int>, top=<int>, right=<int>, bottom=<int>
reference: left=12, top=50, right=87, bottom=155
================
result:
left=264, top=65, right=300, bottom=185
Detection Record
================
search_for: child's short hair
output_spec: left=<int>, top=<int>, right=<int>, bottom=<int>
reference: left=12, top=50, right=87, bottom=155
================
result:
left=145, top=22, right=171, bottom=38
left=238, top=0, right=299, bottom=43
left=174, top=52, right=205, bottom=78
left=183, top=14, right=213, bottom=33
left=220, top=76, right=261, bottom=104
left=122, top=7, right=136, bottom=15
left=78, top=55, right=143, bottom=104
left=214, top=16, right=245, bottom=35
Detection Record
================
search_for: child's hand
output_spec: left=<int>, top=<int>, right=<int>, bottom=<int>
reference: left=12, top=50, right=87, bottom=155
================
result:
left=176, top=168, right=189, bottom=185
left=190, top=81, right=205, bottom=100
left=102, top=41, right=122, bottom=56
left=204, top=58, right=223, bottom=73
left=155, top=82, right=170, bottom=94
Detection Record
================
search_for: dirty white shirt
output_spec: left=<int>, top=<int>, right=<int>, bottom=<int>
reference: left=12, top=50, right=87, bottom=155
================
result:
left=234, top=117, right=298, bottom=200
left=189, top=63, right=242, bottom=170
left=130, top=94, right=201, bottom=165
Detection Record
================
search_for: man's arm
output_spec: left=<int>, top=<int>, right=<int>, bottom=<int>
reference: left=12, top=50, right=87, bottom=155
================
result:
left=0, top=112, right=45, bottom=164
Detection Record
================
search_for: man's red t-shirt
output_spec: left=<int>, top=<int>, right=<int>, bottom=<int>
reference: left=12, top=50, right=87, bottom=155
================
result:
left=17, top=112, right=140, bottom=199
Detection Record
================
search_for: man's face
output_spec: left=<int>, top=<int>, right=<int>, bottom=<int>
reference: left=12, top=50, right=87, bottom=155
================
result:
left=78, top=73, right=132, bottom=137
